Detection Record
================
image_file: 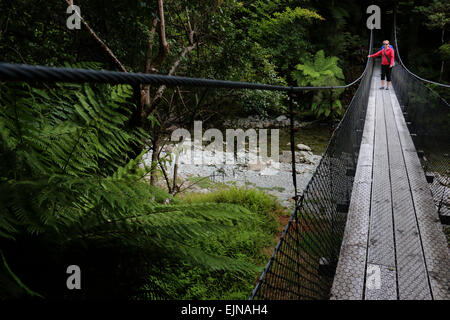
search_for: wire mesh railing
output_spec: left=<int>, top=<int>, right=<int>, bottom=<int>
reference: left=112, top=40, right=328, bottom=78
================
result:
left=249, top=32, right=374, bottom=300
left=392, top=18, right=450, bottom=222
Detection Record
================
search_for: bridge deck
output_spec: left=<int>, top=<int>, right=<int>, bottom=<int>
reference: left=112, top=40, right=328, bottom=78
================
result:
left=330, top=64, right=449, bottom=300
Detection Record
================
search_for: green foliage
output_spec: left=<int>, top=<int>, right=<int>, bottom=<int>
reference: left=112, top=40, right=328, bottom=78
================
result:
left=438, top=43, right=450, bottom=61
left=146, top=187, right=285, bottom=299
left=237, top=44, right=287, bottom=116
left=177, top=1, right=287, bottom=117
left=396, top=1, right=449, bottom=83
left=1, top=0, right=448, bottom=301
left=257, top=7, right=324, bottom=31
left=0, top=79, right=272, bottom=299
left=182, top=187, right=284, bottom=235
left=245, top=4, right=324, bottom=79
left=292, top=50, right=344, bottom=87
left=414, top=1, right=450, bottom=36
left=292, top=50, right=345, bottom=119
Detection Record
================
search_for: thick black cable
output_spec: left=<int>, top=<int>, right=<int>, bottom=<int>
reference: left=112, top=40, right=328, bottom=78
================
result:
left=0, top=54, right=369, bottom=92
left=250, top=29, right=374, bottom=300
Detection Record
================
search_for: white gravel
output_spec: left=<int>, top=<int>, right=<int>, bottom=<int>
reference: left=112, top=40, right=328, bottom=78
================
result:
left=143, top=140, right=321, bottom=209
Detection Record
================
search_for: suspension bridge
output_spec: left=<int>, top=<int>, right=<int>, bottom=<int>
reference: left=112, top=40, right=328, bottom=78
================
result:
left=330, top=63, right=448, bottom=300
left=249, top=21, right=450, bottom=300
left=0, top=19, right=448, bottom=300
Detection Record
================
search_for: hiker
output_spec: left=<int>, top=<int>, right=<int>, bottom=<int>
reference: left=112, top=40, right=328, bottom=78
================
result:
left=368, top=40, right=395, bottom=90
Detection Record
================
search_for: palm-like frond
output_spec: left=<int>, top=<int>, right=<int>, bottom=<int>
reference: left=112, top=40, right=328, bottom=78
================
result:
left=0, top=74, right=262, bottom=299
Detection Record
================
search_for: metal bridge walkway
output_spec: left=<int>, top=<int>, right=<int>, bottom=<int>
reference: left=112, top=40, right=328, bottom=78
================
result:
left=330, top=64, right=450, bottom=300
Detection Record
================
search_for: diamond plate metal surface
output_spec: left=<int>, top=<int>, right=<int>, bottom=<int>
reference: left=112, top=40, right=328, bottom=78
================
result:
left=367, top=86, right=395, bottom=268
left=392, top=64, right=450, bottom=221
left=383, top=89, right=432, bottom=300
left=332, top=66, right=449, bottom=300
left=254, top=54, right=448, bottom=301
left=330, top=70, right=376, bottom=300
left=365, top=86, right=397, bottom=300
left=389, top=88, right=450, bottom=300
left=365, top=264, right=397, bottom=300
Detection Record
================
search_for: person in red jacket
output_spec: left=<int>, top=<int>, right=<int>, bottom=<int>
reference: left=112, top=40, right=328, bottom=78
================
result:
left=368, top=40, right=395, bottom=90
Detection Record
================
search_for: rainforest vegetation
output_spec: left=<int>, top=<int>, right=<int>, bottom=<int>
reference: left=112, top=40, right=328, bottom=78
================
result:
left=0, top=0, right=448, bottom=299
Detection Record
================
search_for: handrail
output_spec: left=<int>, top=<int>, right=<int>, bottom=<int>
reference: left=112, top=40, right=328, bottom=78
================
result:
left=249, top=29, right=373, bottom=300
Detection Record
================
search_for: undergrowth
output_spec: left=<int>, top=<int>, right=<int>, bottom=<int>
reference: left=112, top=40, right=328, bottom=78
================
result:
left=0, top=80, right=285, bottom=299
left=151, top=187, right=286, bottom=299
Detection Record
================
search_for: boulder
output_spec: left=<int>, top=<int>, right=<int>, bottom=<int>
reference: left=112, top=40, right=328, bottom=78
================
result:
left=298, top=150, right=313, bottom=157
left=281, top=119, right=290, bottom=127
left=260, top=167, right=279, bottom=176
left=276, top=115, right=288, bottom=122
left=281, top=151, right=293, bottom=163
left=296, top=144, right=312, bottom=152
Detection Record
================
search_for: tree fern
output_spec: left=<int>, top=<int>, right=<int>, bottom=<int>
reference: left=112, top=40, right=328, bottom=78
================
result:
left=292, top=50, right=346, bottom=119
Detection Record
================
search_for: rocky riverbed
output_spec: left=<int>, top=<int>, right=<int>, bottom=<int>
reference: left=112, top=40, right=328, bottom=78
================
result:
left=143, top=138, right=322, bottom=209
left=142, top=115, right=331, bottom=208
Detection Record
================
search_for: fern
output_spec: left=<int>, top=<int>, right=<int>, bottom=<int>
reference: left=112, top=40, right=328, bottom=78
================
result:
left=0, top=73, right=264, bottom=299
left=292, top=50, right=346, bottom=119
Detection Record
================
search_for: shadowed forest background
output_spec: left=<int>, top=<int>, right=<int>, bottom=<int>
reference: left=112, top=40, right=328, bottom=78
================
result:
left=0, top=0, right=448, bottom=299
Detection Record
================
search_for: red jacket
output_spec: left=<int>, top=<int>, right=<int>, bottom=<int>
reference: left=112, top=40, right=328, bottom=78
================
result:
left=370, top=48, right=395, bottom=66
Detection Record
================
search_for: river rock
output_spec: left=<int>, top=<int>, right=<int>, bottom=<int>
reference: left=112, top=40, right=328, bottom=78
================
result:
left=281, top=119, right=290, bottom=127
left=276, top=115, right=288, bottom=122
left=296, top=144, right=312, bottom=152
left=260, top=167, right=279, bottom=176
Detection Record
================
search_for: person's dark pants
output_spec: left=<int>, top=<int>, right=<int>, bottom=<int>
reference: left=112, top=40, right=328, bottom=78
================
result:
left=381, top=64, right=392, bottom=81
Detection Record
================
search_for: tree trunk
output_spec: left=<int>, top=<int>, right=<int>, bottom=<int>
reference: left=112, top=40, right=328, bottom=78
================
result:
left=440, top=28, right=445, bottom=81
left=153, top=0, right=170, bottom=68
left=64, top=0, right=127, bottom=72
left=141, top=18, right=159, bottom=110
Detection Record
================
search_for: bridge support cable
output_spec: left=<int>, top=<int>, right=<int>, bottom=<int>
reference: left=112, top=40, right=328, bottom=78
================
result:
left=250, top=29, right=374, bottom=300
